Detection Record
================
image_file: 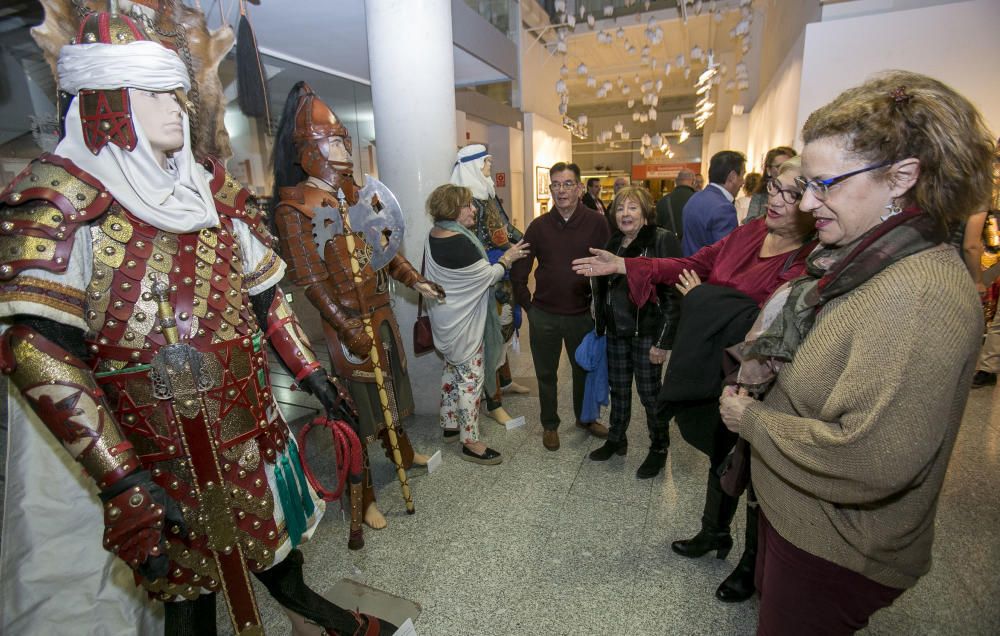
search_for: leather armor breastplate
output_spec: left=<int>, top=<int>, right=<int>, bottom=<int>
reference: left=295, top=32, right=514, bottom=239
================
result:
left=87, top=206, right=290, bottom=598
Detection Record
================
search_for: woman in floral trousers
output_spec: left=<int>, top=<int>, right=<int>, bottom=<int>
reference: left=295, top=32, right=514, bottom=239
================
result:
left=422, top=185, right=531, bottom=464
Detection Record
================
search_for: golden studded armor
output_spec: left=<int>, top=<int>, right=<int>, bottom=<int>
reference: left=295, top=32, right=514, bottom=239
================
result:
left=0, top=153, right=313, bottom=603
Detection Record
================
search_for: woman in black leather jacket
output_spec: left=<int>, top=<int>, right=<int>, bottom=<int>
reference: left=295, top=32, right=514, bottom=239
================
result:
left=591, top=186, right=681, bottom=478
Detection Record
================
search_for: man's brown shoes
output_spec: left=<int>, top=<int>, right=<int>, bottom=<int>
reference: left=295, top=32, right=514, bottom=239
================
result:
left=576, top=420, right=609, bottom=439
left=542, top=430, right=560, bottom=451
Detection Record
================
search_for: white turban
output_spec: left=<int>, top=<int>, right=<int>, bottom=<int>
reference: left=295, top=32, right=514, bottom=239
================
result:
left=57, top=40, right=191, bottom=95
left=449, top=144, right=495, bottom=200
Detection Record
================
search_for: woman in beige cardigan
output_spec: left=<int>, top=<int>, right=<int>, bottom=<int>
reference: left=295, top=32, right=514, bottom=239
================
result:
left=719, top=71, right=995, bottom=634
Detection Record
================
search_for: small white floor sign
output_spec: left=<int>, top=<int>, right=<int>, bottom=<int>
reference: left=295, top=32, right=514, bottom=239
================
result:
left=392, top=617, right=417, bottom=635
left=425, top=450, right=443, bottom=474
left=504, top=416, right=526, bottom=430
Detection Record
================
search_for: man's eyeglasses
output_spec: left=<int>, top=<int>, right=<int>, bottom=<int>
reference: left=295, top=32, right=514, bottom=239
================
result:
left=549, top=181, right=578, bottom=191
left=765, top=179, right=803, bottom=204
left=794, top=160, right=893, bottom=201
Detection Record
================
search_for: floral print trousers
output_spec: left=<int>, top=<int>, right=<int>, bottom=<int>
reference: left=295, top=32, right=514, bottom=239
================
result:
left=440, top=344, right=485, bottom=443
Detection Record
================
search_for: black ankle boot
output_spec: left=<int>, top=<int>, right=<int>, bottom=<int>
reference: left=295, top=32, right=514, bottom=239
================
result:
left=716, top=550, right=755, bottom=602
left=716, top=504, right=759, bottom=602
left=671, top=528, right=734, bottom=559
left=589, top=439, right=627, bottom=461
left=636, top=446, right=667, bottom=479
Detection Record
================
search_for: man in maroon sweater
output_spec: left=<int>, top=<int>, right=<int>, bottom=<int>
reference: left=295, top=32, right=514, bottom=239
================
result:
left=512, top=162, right=612, bottom=450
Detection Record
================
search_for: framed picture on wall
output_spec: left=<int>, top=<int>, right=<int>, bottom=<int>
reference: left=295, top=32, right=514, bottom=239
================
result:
left=536, top=165, right=550, bottom=201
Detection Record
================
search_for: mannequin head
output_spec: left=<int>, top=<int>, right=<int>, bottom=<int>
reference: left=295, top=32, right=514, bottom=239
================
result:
left=291, top=83, right=355, bottom=192
left=450, top=144, right=495, bottom=200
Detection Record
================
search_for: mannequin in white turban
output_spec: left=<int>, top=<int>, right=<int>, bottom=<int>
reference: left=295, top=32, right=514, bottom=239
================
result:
left=449, top=145, right=529, bottom=425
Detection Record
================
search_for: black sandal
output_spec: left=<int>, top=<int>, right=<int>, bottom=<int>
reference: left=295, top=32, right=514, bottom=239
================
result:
left=460, top=445, right=502, bottom=465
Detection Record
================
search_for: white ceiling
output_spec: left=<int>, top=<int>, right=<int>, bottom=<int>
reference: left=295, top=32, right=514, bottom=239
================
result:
left=561, top=6, right=746, bottom=110
left=206, top=0, right=511, bottom=87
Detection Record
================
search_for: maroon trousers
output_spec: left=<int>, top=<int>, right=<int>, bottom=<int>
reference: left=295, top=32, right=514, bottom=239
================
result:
left=756, top=512, right=904, bottom=635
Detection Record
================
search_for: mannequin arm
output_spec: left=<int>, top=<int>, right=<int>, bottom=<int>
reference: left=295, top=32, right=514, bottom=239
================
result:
left=274, top=204, right=373, bottom=356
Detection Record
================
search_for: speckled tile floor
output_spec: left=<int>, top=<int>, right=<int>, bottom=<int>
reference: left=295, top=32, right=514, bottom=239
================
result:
left=238, top=315, right=1000, bottom=635
left=2, top=312, right=997, bottom=634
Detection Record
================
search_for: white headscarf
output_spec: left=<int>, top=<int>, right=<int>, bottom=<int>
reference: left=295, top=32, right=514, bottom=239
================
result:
left=53, top=40, right=219, bottom=233
left=449, top=144, right=495, bottom=201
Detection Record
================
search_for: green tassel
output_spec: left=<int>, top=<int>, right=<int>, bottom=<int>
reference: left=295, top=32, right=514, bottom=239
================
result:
left=281, top=454, right=308, bottom=543
left=274, top=456, right=303, bottom=548
left=287, top=442, right=316, bottom=517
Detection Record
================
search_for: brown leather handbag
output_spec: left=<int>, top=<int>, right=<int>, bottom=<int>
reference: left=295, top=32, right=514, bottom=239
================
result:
left=412, top=252, right=435, bottom=355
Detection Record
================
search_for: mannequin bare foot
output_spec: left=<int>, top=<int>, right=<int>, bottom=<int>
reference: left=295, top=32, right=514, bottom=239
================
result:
left=464, top=440, right=488, bottom=455
left=485, top=406, right=513, bottom=425
left=502, top=382, right=530, bottom=395
left=364, top=502, right=387, bottom=530
left=412, top=452, right=431, bottom=466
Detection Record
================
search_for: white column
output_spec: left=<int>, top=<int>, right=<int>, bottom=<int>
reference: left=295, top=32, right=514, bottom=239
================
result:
left=365, top=0, right=458, bottom=414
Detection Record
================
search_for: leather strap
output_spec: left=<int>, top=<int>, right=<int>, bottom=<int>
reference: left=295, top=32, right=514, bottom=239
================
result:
left=417, top=251, right=427, bottom=319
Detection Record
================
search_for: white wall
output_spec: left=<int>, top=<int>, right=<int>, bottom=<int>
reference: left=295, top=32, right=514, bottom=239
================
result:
left=743, top=30, right=806, bottom=170
left=523, top=112, right=572, bottom=221
left=517, top=28, right=562, bottom=123
left=463, top=118, right=490, bottom=145
left=798, top=0, right=1000, bottom=139
left=508, top=127, right=525, bottom=230
left=703, top=0, right=999, bottom=174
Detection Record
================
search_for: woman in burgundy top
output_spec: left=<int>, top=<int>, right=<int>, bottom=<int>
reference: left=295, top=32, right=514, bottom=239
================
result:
left=574, top=157, right=816, bottom=604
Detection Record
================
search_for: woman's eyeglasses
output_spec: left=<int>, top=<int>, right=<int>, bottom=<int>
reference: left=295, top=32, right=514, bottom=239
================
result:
left=765, top=179, right=803, bottom=204
left=793, top=161, right=892, bottom=201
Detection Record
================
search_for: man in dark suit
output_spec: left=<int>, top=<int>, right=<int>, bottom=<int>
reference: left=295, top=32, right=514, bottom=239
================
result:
left=582, top=177, right=607, bottom=216
left=582, top=177, right=615, bottom=231
left=680, top=151, right=745, bottom=256
left=655, top=169, right=697, bottom=241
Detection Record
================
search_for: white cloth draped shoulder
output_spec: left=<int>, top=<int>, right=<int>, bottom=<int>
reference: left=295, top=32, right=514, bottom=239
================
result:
left=423, top=235, right=505, bottom=366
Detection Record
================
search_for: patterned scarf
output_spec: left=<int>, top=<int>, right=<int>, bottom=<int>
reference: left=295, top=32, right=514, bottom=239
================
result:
left=748, top=209, right=946, bottom=362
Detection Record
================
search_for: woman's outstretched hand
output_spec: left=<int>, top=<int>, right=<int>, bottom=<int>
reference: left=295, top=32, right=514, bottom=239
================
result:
left=572, top=248, right=625, bottom=277
left=500, top=240, right=532, bottom=269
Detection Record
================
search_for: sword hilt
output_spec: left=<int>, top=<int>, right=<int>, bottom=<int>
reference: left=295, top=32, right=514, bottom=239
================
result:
left=150, top=278, right=180, bottom=345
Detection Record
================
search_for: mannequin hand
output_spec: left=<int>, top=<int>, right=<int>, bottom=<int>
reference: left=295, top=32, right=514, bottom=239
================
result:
left=343, top=320, right=373, bottom=358
left=100, top=470, right=185, bottom=580
left=302, top=370, right=359, bottom=425
left=415, top=281, right=445, bottom=300
left=675, top=269, right=702, bottom=296
left=572, top=248, right=625, bottom=277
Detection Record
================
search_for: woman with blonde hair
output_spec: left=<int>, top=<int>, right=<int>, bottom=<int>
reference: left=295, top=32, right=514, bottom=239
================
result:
left=423, top=184, right=531, bottom=464
left=719, top=71, right=994, bottom=633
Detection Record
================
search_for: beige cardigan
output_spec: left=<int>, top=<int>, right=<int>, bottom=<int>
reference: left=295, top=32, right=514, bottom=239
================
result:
left=743, top=246, right=981, bottom=589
